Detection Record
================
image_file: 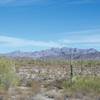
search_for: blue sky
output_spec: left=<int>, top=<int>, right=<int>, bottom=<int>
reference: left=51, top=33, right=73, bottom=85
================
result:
left=0, top=0, right=100, bottom=53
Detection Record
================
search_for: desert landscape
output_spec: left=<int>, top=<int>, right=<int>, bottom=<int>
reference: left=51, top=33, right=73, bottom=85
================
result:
left=0, top=47, right=100, bottom=100
left=0, top=0, right=100, bottom=100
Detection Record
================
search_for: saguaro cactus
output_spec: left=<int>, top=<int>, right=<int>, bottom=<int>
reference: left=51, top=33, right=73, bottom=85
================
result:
left=69, top=50, right=73, bottom=85
left=80, top=54, right=83, bottom=75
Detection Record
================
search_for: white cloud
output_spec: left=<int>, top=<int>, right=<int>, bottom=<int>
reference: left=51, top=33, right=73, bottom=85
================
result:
left=0, top=35, right=62, bottom=48
left=0, top=29, right=100, bottom=50
left=0, top=34, right=99, bottom=48
left=61, top=35, right=100, bottom=44
left=60, top=34, right=100, bottom=46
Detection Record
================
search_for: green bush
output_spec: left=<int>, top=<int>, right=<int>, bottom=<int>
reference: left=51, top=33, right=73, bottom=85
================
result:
left=0, top=57, right=18, bottom=90
left=63, top=76, right=100, bottom=94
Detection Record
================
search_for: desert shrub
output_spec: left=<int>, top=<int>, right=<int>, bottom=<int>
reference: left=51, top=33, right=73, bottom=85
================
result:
left=63, top=76, right=100, bottom=94
left=0, top=57, right=19, bottom=90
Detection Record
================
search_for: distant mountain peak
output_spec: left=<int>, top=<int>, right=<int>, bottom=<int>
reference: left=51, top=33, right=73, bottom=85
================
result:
left=2, top=47, right=100, bottom=60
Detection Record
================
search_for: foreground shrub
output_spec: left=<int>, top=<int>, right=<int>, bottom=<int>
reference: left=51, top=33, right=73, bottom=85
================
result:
left=63, top=76, right=100, bottom=94
left=0, top=57, right=18, bottom=90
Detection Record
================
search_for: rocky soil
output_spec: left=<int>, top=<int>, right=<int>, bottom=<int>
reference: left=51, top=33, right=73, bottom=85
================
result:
left=0, top=64, right=100, bottom=100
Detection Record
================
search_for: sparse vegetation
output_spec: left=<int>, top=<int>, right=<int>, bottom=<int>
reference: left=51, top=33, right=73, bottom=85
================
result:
left=63, top=76, right=100, bottom=95
left=0, top=56, right=100, bottom=99
left=0, top=57, right=19, bottom=90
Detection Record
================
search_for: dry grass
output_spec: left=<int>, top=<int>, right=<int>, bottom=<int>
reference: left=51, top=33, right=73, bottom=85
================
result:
left=31, top=80, right=41, bottom=94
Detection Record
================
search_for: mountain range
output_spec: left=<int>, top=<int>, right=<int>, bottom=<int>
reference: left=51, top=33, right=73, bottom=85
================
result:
left=2, top=47, right=100, bottom=60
